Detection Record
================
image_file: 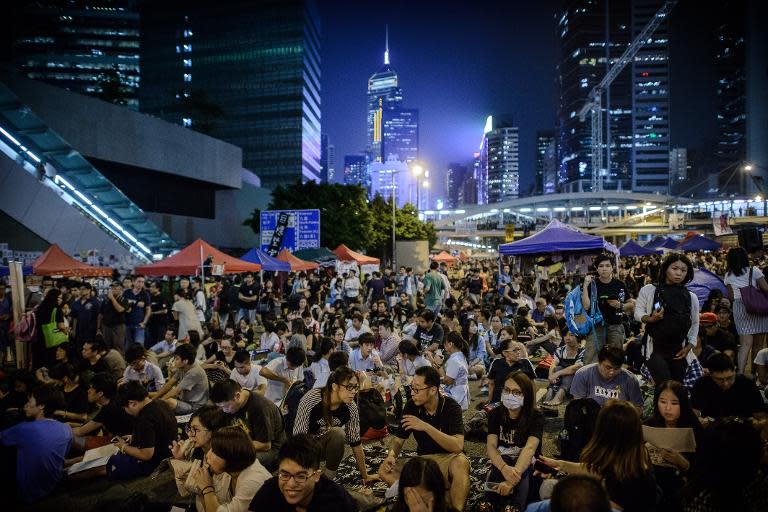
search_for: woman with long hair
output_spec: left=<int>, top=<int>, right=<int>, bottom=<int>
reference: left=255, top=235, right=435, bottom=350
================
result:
left=309, top=336, right=334, bottom=388
left=292, top=366, right=377, bottom=483
left=34, top=288, right=67, bottom=367
left=644, top=380, right=702, bottom=512
left=485, top=371, right=543, bottom=511
left=438, top=332, right=470, bottom=410
left=462, top=318, right=487, bottom=381
left=724, top=246, right=768, bottom=373
left=541, top=330, right=585, bottom=407
left=635, top=253, right=700, bottom=385
left=541, top=400, right=657, bottom=512
left=388, top=457, right=458, bottom=512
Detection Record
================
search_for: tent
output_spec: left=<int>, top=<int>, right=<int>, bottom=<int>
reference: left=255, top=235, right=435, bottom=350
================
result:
left=658, top=237, right=680, bottom=250
left=619, top=240, right=660, bottom=257
left=498, top=219, right=618, bottom=256
left=688, top=268, right=728, bottom=307
left=679, top=235, right=722, bottom=252
left=293, top=247, right=338, bottom=265
left=643, top=235, right=666, bottom=249
left=241, top=247, right=291, bottom=272
left=333, top=244, right=381, bottom=266
left=277, top=248, right=319, bottom=271
left=135, top=239, right=261, bottom=276
left=431, top=251, right=457, bottom=264
left=33, top=244, right=113, bottom=277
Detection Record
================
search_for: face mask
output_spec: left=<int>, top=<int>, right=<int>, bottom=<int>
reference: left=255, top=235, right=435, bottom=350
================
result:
left=501, top=393, right=524, bottom=410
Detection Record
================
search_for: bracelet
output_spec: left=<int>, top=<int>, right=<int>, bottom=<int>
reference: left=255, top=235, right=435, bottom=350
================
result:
left=202, top=486, right=214, bottom=493
left=202, top=490, right=215, bottom=496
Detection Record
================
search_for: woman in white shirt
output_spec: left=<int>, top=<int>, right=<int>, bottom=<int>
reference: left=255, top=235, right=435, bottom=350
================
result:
left=723, top=247, right=768, bottom=373
left=172, top=289, right=203, bottom=342
left=396, top=340, right=431, bottom=383
left=310, top=337, right=333, bottom=388
left=439, top=332, right=470, bottom=410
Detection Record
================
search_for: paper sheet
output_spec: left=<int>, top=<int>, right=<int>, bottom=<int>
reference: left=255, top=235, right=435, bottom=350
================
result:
left=82, top=443, right=118, bottom=462
left=642, top=426, right=697, bottom=452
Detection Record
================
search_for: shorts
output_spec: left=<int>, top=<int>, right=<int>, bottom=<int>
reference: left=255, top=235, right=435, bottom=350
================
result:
left=174, top=400, right=195, bottom=415
left=106, top=452, right=157, bottom=480
left=420, top=452, right=469, bottom=487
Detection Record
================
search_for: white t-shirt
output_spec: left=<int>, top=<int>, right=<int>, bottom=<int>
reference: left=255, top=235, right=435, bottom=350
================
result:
left=402, top=355, right=431, bottom=376
left=724, top=266, right=765, bottom=300
left=229, top=364, right=266, bottom=391
left=444, top=351, right=469, bottom=410
left=264, top=356, right=303, bottom=403
left=260, top=332, right=279, bottom=352
left=172, top=299, right=203, bottom=341
left=310, top=358, right=331, bottom=388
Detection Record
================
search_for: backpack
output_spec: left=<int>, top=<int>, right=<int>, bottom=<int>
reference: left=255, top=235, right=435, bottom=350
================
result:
left=645, top=285, right=692, bottom=351
left=558, top=397, right=601, bottom=461
left=282, top=370, right=315, bottom=434
left=564, top=282, right=603, bottom=336
left=14, top=309, right=37, bottom=343
left=358, top=389, right=388, bottom=440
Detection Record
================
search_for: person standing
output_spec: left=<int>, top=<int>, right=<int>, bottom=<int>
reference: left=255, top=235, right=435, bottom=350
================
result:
left=422, top=262, right=445, bottom=317
left=238, top=273, right=260, bottom=325
left=98, top=281, right=128, bottom=355
left=146, top=280, right=169, bottom=348
left=70, top=283, right=100, bottom=345
left=343, top=270, right=361, bottom=306
left=123, top=276, right=151, bottom=347
left=172, top=289, right=203, bottom=343
left=582, top=255, right=628, bottom=365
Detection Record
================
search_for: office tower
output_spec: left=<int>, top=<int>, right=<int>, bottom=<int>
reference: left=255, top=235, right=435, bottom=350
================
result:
left=327, top=143, right=336, bottom=183
left=463, top=176, right=478, bottom=205
left=382, top=107, right=419, bottom=163
left=368, top=157, right=414, bottom=207
left=446, top=163, right=468, bottom=209
left=139, top=0, right=321, bottom=189
left=343, top=154, right=367, bottom=187
left=535, top=130, right=557, bottom=195
left=6, top=0, right=140, bottom=110
left=669, top=148, right=688, bottom=181
left=480, top=115, right=520, bottom=203
left=557, top=0, right=669, bottom=193
left=321, top=134, right=330, bottom=183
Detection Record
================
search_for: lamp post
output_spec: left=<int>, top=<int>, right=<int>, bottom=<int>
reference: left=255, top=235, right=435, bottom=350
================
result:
left=412, top=164, right=423, bottom=210
left=391, top=170, right=397, bottom=270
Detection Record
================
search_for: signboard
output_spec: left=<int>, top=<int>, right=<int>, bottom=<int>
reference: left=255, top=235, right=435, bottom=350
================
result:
left=260, top=209, right=321, bottom=254
left=504, top=224, right=516, bottom=243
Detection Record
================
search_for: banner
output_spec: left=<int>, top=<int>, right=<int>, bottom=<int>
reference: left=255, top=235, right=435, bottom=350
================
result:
left=504, top=223, right=516, bottom=242
left=266, top=212, right=290, bottom=256
left=712, top=213, right=732, bottom=236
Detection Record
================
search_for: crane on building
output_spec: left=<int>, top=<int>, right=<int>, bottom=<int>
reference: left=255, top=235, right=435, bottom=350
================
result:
left=578, top=0, right=678, bottom=192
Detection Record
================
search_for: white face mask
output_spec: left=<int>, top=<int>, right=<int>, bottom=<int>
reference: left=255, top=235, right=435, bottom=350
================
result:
left=501, top=393, right=524, bottom=410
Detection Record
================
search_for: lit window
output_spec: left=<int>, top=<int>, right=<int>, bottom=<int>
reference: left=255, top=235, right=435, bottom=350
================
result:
left=184, top=29, right=193, bottom=38
left=183, top=73, right=192, bottom=82
left=183, top=44, right=192, bottom=52
left=183, top=59, right=192, bottom=67
left=182, top=118, right=192, bottom=127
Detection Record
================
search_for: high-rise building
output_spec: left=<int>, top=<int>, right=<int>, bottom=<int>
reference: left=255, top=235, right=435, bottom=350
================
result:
left=343, top=154, right=367, bottom=186
left=327, top=143, right=336, bottom=183
left=480, top=115, right=519, bottom=203
left=368, top=157, right=416, bottom=207
left=321, top=134, right=330, bottom=183
left=382, top=107, right=419, bottom=163
left=463, top=176, right=478, bottom=205
left=445, top=163, right=467, bottom=208
left=5, top=0, right=140, bottom=110
left=535, top=130, right=557, bottom=195
left=557, top=0, right=668, bottom=193
left=139, top=0, right=321, bottom=189
left=669, top=147, right=688, bottom=182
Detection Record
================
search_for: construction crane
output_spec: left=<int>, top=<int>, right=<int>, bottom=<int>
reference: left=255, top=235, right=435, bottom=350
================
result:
left=578, top=0, right=678, bottom=192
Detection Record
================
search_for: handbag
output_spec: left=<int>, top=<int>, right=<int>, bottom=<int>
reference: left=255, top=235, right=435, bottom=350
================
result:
left=740, top=267, right=768, bottom=315
left=42, top=308, right=69, bottom=348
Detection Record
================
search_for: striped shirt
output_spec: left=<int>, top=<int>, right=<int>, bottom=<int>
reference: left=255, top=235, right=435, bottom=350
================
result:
left=292, top=388, right=361, bottom=447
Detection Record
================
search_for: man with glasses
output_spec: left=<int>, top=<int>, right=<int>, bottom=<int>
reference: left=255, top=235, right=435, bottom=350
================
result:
left=691, top=353, right=765, bottom=420
left=210, top=379, right=285, bottom=470
left=570, top=346, right=643, bottom=411
left=378, top=366, right=470, bottom=511
left=248, top=434, right=357, bottom=512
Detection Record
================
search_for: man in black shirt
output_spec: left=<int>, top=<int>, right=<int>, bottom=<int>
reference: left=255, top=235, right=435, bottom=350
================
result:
left=366, top=271, right=386, bottom=305
left=238, top=273, right=260, bottom=325
left=467, top=268, right=484, bottom=304
left=146, top=280, right=169, bottom=347
left=691, top=353, right=765, bottom=420
left=71, top=372, right=132, bottom=451
left=98, top=281, right=128, bottom=355
left=248, top=434, right=357, bottom=512
left=211, top=379, right=285, bottom=470
left=699, top=312, right=737, bottom=360
left=405, top=309, right=445, bottom=353
left=582, top=255, right=627, bottom=364
left=379, top=366, right=470, bottom=510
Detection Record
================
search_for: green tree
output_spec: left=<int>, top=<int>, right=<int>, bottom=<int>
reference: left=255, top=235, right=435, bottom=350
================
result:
left=367, top=193, right=437, bottom=261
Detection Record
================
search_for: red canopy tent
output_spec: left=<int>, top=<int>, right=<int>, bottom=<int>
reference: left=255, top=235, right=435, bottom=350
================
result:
left=333, top=244, right=380, bottom=266
left=431, top=251, right=457, bottom=264
left=277, top=248, right=319, bottom=272
left=135, top=239, right=261, bottom=276
left=33, top=244, right=113, bottom=277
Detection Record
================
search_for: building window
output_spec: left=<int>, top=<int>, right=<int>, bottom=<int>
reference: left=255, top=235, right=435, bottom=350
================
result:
left=183, top=59, right=192, bottom=67
left=183, top=29, right=193, bottom=38
left=183, top=73, right=192, bottom=82
left=182, top=118, right=192, bottom=127
left=183, top=44, right=192, bottom=52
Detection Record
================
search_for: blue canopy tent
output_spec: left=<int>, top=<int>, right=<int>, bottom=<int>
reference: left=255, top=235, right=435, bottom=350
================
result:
left=688, top=268, right=728, bottom=306
left=644, top=236, right=667, bottom=249
left=240, top=247, right=291, bottom=272
left=679, top=235, right=722, bottom=252
left=658, top=237, right=680, bottom=250
left=0, top=265, right=32, bottom=277
left=619, top=240, right=660, bottom=257
left=499, top=219, right=619, bottom=256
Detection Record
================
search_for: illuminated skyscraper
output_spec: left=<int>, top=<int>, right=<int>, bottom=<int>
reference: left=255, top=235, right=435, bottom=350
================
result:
left=344, top=154, right=367, bottom=186
left=480, top=115, right=519, bottom=203
left=536, top=130, right=557, bottom=195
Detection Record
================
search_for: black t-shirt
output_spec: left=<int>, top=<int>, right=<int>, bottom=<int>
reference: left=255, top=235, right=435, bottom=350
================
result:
left=488, top=407, right=544, bottom=458
left=704, top=328, right=738, bottom=354
left=131, top=400, right=177, bottom=463
left=487, top=358, right=537, bottom=403
left=414, top=323, right=445, bottom=350
left=239, top=283, right=260, bottom=310
left=396, top=395, right=463, bottom=455
left=468, top=277, right=483, bottom=295
left=690, top=375, right=766, bottom=419
left=81, top=357, right=111, bottom=377
left=63, top=385, right=89, bottom=414
left=214, top=351, right=236, bottom=370
left=248, top=475, right=358, bottom=512
left=604, top=470, right=658, bottom=512
left=231, top=391, right=285, bottom=450
left=100, top=296, right=127, bottom=327
left=367, top=279, right=386, bottom=301
left=595, top=278, right=626, bottom=325
left=149, top=293, right=169, bottom=323
left=93, top=399, right=133, bottom=436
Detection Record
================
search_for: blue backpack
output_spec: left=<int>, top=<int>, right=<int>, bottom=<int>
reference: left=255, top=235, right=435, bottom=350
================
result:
left=564, top=281, right=603, bottom=336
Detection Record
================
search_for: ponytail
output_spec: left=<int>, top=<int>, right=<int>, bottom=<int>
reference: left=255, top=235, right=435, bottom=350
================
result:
left=446, top=331, right=469, bottom=360
left=321, top=366, right=357, bottom=429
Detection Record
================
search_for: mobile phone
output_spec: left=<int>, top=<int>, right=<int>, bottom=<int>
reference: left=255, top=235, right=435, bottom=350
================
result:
left=653, top=301, right=662, bottom=312
left=484, top=482, right=502, bottom=493
left=533, top=458, right=559, bottom=476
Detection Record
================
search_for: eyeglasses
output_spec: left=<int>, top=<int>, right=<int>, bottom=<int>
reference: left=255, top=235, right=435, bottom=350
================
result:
left=341, top=384, right=360, bottom=393
left=278, top=469, right=319, bottom=484
left=185, top=425, right=209, bottom=436
left=502, top=389, right=524, bottom=397
left=410, top=386, right=433, bottom=394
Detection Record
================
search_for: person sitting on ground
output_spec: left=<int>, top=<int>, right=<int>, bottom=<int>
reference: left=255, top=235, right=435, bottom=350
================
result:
left=526, top=316, right=561, bottom=357
left=328, top=350, right=349, bottom=372
left=211, top=379, right=285, bottom=470
left=525, top=474, right=614, bottom=512
left=437, top=332, right=470, bottom=411
left=487, top=338, right=537, bottom=404
left=378, top=319, right=402, bottom=367
left=123, top=343, right=165, bottom=392
left=150, top=328, right=177, bottom=359
left=349, top=332, right=383, bottom=372
left=247, top=433, right=358, bottom=512
left=229, top=350, right=266, bottom=394
left=690, top=352, right=766, bottom=420
left=0, top=384, right=72, bottom=504
left=405, top=309, right=445, bottom=354
left=153, top=343, right=210, bottom=414
left=386, top=457, right=459, bottom=512
left=540, top=400, right=657, bottom=512
left=542, top=330, right=585, bottom=407
left=698, top=312, right=737, bottom=362
left=80, top=338, right=112, bottom=377
left=187, top=426, right=272, bottom=512
left=71, top=372, right=132, bottom=452
left=463, top=318, right=488, bottom=382
left=396, top=340, right=432, bottom=384
left=485, top=371, right=543, bottom=512
left=47, top=362, right=89, bottom=424
left=379, top=366, right=470, bottom=511
left=260, top=346, right=306, bottom=403
left=344, top=313, right=372, bottom=347
left=106, top=381, right=177, bottom=479
left=569, top=346, right=643, bottom=411
left=309, top=337, right=334, bottom=388
left=292, top=366, right=377, bottom=483
left=205, top=336, right=238, bottom=371
left=754, top=347, right=768, bottom=389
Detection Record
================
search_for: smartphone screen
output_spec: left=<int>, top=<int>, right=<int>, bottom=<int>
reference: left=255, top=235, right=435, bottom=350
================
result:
left=533, top=459, right=558, bottom=476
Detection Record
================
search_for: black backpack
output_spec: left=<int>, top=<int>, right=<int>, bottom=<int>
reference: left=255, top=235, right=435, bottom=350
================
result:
left=282, top=369, right=315, bottom=434
left=558, top=398, right=601, bottom=461
left=646, top=285, right=692, bottom=351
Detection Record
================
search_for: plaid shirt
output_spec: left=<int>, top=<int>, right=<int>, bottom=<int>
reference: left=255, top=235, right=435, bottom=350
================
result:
left=640, top=355, right=704, bottom=391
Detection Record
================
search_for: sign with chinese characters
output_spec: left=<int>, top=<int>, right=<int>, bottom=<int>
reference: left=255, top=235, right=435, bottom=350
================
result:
left=260, top=209, right=321, bottom=255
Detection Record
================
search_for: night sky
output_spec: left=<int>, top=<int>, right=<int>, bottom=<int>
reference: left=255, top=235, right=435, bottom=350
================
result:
left=319, top=0, right=719, bottom=201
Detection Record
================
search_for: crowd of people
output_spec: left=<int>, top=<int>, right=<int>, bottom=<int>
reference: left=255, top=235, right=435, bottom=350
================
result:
left=0, top=244, right=767, bottom=512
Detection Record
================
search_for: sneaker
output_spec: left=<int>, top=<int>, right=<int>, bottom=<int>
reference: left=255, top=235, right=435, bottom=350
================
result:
left=468, top=374, right=478, bottom=381
left=479, top=385, right=489, bottom=396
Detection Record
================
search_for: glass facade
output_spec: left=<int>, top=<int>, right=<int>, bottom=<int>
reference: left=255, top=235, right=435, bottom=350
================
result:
left=343, top=154, right=367, bottom=186
left=382, top=107, right=419, bottom=163
left=535, top=130, right=557, bottom=195
left=139, top=0, right=321, bottom=189
left=8, top=0, right=140, bottom=110
left=445, top=162, right=467, bottom=208
left=481, top=115, right=519, bottom=203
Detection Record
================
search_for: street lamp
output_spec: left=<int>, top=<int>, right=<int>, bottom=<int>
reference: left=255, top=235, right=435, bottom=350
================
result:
left=412, top=164, right=424, bottom=210
left=391, top=170, right=398, bottom=270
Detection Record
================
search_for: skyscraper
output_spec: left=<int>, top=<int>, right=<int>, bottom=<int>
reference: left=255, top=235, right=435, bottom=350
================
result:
left=382, top=107, right=419, bottom=163
left=327, top=143, right=336, bottom=183
left=480, top=115, right=520, bottom=203
left=5, top=0, right=140, bottom=110
left=343, top=155, right=367, bottom=186
left=139, top=0, right=321, bottom=189
left=321, top=134, right=330, bottom=183
left=535, top=130, right=556, bottom=195
left=445, top=163, right=468, bottom=208
left=557, top=0, right=669, bottom=193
